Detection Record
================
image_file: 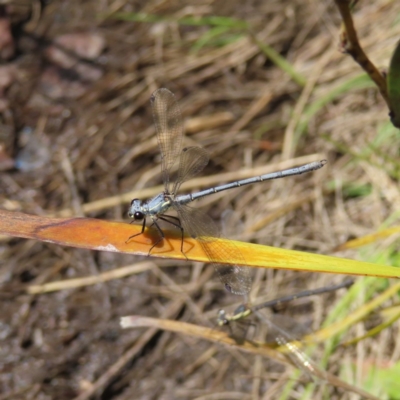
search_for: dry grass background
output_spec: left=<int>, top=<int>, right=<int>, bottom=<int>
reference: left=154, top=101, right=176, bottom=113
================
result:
left=1, top=1, right=400, bottom=399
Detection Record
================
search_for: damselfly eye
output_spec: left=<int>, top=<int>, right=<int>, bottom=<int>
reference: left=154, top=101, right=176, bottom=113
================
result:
left=134, top=211, right=144, bottom=220
left=133, top=211, right=144, bottom=220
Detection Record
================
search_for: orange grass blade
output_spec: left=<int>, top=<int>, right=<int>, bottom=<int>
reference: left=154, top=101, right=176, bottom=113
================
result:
left=1, top=209, right=400, bottom=278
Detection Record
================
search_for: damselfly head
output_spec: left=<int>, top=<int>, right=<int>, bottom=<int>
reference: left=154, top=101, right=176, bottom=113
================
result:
left=128, top=199, right=144, bottom=220
left=217, top=309, right=229, bottom=326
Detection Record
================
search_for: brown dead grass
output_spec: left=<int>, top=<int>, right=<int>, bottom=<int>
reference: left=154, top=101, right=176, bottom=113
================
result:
left=1, top=1, right=400, bottom=399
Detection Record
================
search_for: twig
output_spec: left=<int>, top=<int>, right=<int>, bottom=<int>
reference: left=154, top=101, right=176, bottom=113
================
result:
left=334, top=0, right=390, bottom=109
